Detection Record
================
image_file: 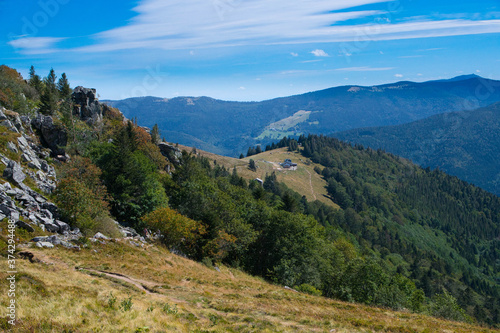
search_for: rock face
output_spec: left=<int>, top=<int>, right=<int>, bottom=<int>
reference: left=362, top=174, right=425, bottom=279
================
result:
left=31, top=114, right=67, bottom=156
left=72, top=86, right=102, bottom=123
left=158, top=143, right=182, bottom=166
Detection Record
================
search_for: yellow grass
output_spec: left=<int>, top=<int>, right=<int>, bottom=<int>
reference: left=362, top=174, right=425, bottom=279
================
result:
left=1, top=224, right=497, bottom=332
left=178, top=145, right=339, bottom=209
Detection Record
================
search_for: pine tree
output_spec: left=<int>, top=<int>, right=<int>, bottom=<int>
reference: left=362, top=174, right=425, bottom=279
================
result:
left=151, top=124, right=160, bottom=145
left=249, top=159, right=257, bottom=171
left=40, top=68, right=58, bottom=115
left=57, top=73, right=71, bottom=99
left=28, top=65, right=42, bottom=94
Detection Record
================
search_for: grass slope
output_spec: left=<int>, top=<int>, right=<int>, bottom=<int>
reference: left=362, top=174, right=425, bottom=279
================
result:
left=1, top=222, right=497, bottom=332
left=180, top=146, right=338, bottom=208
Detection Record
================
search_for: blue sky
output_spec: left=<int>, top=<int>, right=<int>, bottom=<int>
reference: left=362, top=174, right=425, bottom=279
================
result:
left=1, top=0, right=499, bottom=101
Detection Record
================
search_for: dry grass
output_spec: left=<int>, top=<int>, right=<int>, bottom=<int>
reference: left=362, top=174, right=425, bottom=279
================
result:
left=178, top=145, right=338, bottom=209
left=1, top=225, right=497, bottom=332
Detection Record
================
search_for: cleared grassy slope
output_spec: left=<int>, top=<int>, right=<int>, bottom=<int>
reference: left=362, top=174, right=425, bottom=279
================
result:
left=179, top=145, right=338, bottom=208
left=1, top=222, right=497, bottom=332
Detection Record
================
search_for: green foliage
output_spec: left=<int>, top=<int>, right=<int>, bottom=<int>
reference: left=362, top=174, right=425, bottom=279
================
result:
left=40, top=68, right=58, bottom=115
left=162, top=303, right=178, bottom=315
left=120, top=296, right=133, bottom=312
left=142, top=207, right=205, bottom=255
left=429, top=290, right=472, bottom=323
left=54, top=156, right=110, bottom=235
left=294, top=283, right=322, bottom=296
left=0, top=65, right=39, bottom=114
left=248, top=159, right=256, bottom=171
left=91, top=122, right=168, bottom=227
left=107, top=292, right=117, bottom=309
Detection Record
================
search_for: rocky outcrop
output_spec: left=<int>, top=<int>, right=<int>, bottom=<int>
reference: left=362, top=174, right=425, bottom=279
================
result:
left=158, top=142, right=182, bottom=166
left=72, top=86, right=102, bottom=124
left=31, top=114, right=68, bottom=157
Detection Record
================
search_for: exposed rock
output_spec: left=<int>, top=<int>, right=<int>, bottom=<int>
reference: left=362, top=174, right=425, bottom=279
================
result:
left=16, top=220, right=35, bottom=232
left=0, top=120, right=19, bottom=133
left=17, top=136, right=29, bottom=149
left=93, top=232, right=109, bottom=240
left=55, top=220, right=70, bottom=233
left=158, top=142, right=182, bottom=166
left=31, top=114, right=67, bottom=156
left=3, top=160, right=26, bottom=185
left=72, top=86, right=102, bottom=123
left=28, top=159, right=42, bottom=170
left=0, top=108, right=7, bottom=121
left=7, top=141, right=18, bottom=153
left=36, top=241, right=54, bottom=248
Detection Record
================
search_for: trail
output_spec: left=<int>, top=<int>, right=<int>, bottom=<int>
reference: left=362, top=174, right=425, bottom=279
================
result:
left=79, top=268, right=158, bottom=294
left=304, top=168, right=317, bottom=200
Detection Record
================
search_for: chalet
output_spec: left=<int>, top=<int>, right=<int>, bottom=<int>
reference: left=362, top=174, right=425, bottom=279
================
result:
left=281, top=159, right=298, bottom=170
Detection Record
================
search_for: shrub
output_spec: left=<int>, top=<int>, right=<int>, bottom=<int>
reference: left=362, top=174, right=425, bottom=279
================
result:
left=294, top=283, right=322, bottom=296
left=142, top=207, right=205, bottom=256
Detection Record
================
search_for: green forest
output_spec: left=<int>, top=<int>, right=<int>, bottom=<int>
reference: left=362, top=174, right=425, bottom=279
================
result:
left=1, top=65, right=499, bottom=327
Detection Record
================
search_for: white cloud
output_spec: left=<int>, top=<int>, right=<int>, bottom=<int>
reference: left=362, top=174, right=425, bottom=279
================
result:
left=476, top=69, right=481, bottom=73
left=8, top=37, right=65, bottom=54
left=311, top=49, right=329, bottom=57
left=290, top=52, right=299, bottom=57
left=239, top=86, right=246, bottom=90
left=18, top=0, right=500, bottom=55
left=395, top=74, right=403, bottom=77
left=335, top=66, right=394, bottom=71
left=417, top=73, right=423, bottom=76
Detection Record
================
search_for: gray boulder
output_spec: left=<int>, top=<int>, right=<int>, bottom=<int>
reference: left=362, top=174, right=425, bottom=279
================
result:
left=31, top=114, right=67, bottom=156
left=72, top=86, right=103, bottom=123
left=16, top=220, right=34, bottom=232
left=158, top=143, right=182, bottom=165
left=3, top=160, right=26, bottom=185
left=6, top=141, right=17, bottom=153
left=36, top=241, right=54, bottom=248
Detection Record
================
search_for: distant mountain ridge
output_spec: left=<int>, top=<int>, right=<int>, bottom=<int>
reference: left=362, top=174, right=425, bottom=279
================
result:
left=333, top=102, right=500, bottom=196
left=103, top=75, right=500, bottom=156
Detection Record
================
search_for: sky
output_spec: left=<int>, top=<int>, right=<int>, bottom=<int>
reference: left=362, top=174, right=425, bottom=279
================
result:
left=1, top=0, right=499, bottom=101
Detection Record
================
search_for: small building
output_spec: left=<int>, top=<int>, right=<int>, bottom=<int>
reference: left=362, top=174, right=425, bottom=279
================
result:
left=281, top=159, right=297, bottom=170
left=254, top=178, right=263, bottom=185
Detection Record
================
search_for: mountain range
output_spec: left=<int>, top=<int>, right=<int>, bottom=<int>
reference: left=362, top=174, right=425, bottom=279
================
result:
left=333, top=102, right=500, bottom=196
left=104, top=74, right=500, bottom=157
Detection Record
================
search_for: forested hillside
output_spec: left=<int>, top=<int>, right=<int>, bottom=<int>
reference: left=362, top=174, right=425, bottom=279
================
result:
left=104, top=75, right=500, bottom=156
left=333, top=102, right=500, bottom=196
left=1, top=65, right=498, bottom=328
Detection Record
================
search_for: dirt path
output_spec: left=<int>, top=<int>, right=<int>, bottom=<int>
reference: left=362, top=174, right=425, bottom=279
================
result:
left=304, top=169, right=317, bottom=200
left=80, top=268, right=157, bottom=294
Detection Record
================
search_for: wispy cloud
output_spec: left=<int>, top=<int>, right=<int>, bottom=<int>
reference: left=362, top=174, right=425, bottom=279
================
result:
left=335, top=66, right=394, bottom=71
left=290, top=52, right=299, bottom=57
left=311, top=49, right=329, bottom=57
left=8, top=37, right=66, bottom=54
left=10, top=0, right=500, bottom=56
left=395, top=73, right=403, bottom=77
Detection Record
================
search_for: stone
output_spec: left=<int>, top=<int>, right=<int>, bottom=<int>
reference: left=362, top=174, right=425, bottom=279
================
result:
left=36, top=241, right=54, bottom=248
left=93, top=232, right=109, bottom=240
left=17, top=136, right=29, bottom=149
left=41, top=160, right=50, bottom=172
left=0, top=108, right=7, bottom=121
left=3, top=160, right=26, bottom=185
left=41, top=202, right=59, bottom=218
left=13, top=115, right=23, bottom=132
left=55, top=220, right=70, bottom=233
left=16, top=220, right=34, bottom=232
left=6, top=141, right=18, bottom=153
left=31, top=114, right=67, bottom=156
left=72, top=86, right=103, bottom=123
left=158, top=143, right=182, bottom=165
left=0, top=120, right=18, bottom=133
left=21, top=153, right=32, bottom=162
left=28, top=159, right=42, bottom=170
left=43, top=221, right=59, bottom=233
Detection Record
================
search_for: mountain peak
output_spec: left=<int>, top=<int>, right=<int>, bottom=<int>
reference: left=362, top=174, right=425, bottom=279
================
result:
left=435, top=74, right=482, bottom=82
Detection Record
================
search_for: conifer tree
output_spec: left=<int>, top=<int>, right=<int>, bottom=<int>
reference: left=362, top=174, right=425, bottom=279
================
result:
left=40, top=68, right=58, bottom=115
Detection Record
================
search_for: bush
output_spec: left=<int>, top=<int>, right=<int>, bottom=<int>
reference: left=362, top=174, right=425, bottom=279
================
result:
left=294, top=283, right=322, bottom=296
left=142, top=207, right=205, bottom=256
